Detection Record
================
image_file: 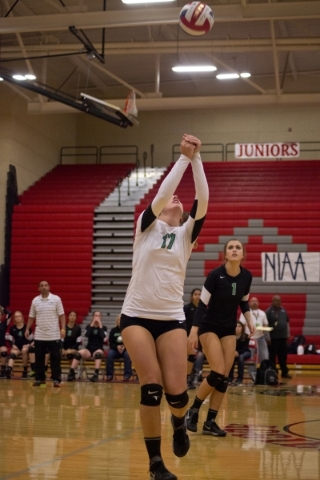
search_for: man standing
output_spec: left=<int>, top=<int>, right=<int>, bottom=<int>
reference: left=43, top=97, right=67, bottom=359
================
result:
left=239, top=296, right=270, bottom=362
left=265, top=295, right=292, bottom=379
left=26, top=281, right=66, bottom=387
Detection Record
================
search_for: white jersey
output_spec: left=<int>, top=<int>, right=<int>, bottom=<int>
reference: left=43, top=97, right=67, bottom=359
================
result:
left=122, top=215, right=195, bottom=320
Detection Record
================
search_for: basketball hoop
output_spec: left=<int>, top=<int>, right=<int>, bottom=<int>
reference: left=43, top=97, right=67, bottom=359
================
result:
left=124, top=90, right=138, bottom=117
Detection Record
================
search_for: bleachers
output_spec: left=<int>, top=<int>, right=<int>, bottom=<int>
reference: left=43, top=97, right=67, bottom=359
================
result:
left=9, top=164, right=135, bottom=322
left=136, top=159, right=320, bottom=360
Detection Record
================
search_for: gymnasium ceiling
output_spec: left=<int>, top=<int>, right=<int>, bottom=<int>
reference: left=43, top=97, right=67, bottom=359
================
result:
left=0, top=0, right=320, bottom=115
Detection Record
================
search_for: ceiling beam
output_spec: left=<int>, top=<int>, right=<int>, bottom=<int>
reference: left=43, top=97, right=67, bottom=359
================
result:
left=1, top=3, right=320, bottom=34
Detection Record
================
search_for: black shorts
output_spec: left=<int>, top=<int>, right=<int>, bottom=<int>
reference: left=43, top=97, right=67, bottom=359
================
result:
left=86, top=346, right=103, bottom=356
left=120, top=314, right=187, bottom=341
left=0, top=335, right=6, bottom=348
left=198, top=322, right=235, bottom=339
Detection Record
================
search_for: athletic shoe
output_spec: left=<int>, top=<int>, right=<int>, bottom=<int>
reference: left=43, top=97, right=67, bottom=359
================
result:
left=149, top=456, right=177, bottom=480
left=187, top=379, right=196, bottom=390
left=171, top=415, right=190, bottom=457
left=89, top=373, right=99, bottom=382
left=29, top=371, right=36, bottom=378
left=233, top=379, right=243, bottom=386
left=67, top=371, right=76, bottom=382
left=186, top=408, right=198, bottom=433
left=21, top=371, right=28, bottom=379
left=202, top=420, right=227, bottom=437
left=33, top=380, right=46, bottom=388
left=123, top=377, right=130, bottom=382
left=106, top=376, right=113, bottom=382
left=5, top=369, right=12, bottom=379
left=282, top=373, right=292, bottom=379
left=53, top=380, right=61, bottom=388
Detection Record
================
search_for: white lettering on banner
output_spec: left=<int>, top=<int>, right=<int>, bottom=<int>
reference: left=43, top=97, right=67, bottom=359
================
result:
left=235, top=143, right=300, bottom=159
left=261, top=252, right=320, bottom=282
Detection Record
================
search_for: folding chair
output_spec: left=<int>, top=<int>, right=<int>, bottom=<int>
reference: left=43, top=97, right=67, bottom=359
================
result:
left=244, top=338, right=259, bottom=383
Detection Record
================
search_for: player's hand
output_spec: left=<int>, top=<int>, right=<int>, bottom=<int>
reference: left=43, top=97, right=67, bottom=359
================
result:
left=188, top=327, right=199, bottom=350
left=25, top=329, right=29, bottom=339
left=183, top=134, right=201, bottom=154
left=248, top=323, right=256, bottom=337
left=60, top=329, right=66, bottom=339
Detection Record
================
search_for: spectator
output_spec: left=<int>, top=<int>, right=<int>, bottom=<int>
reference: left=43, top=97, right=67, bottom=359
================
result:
left=25, top=280, right=66, bottom=388
left=184, top=288, right=201, bottom=389
left=228, top=321, right=251, bottom=386
left=0, top=306, right=12, bottom=377
left=239, top=296, right=270, bottom=362
left=6, top=311, right=33, bottom=379
left=62, top=311, right=82, bottom=361
left=67, top=311, right=107, bottom=382
left=106, top=314, right=132, bottom=381
left=266, top=295, right=292, bottom=379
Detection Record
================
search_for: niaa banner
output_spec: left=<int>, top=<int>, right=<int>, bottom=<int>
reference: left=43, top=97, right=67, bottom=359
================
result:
left=261, top=252, right=320, bottom=282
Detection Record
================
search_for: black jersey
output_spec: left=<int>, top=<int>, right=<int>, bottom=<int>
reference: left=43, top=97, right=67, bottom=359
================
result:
left=85, top=325, right=107, bottom=351
left=184, top=302, right=197, bottom=335
left=63, top=324, right=82, bottom=350
left=0, top=308, right=12, bottom=340
left=194, top=265, right=252, bottom=329
left=9, top=324, right=30, bottom=350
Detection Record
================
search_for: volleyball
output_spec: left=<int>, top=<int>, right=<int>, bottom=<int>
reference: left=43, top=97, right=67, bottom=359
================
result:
left=179, top=2, right=214, bottom=36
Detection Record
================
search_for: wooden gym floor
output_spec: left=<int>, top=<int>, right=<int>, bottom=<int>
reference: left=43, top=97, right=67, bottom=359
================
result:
left=0, top=372, right=319, bottom=480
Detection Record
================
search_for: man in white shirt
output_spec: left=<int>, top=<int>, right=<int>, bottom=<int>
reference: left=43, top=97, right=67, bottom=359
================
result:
left=239, top=296, right=269, bottom=362
left=26, top=280, right=65, bottom=387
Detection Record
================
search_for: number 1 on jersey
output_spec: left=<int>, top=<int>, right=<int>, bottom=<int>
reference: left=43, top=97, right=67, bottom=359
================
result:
left=232, top=283, right=236, bottom=295
left=161, top=233, right=176, bottom=250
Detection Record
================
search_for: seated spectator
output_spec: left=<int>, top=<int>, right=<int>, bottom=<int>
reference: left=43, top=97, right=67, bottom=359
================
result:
left=0, top=306, right=12, bottom=377
left=106, top=314, right=132, bottom=381
left=67, top=311, right=107, bottom=382
left=228, top=321, right=251, bottom=386
left=6, top=311, right=33, bottom=379
left=239, top=296, right=270, bottom=362
left=61, top=311, right=82, bottom=361
left=193, top=349, right=206, bottom=385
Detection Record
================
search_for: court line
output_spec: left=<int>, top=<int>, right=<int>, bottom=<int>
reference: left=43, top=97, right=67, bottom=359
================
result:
left=283, top=419, right=320, bottom=442
left=0, top=427, right=143, bottom=480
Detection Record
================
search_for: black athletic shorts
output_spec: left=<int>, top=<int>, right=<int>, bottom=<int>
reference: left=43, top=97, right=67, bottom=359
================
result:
left=86, top=346, right=103, bottom=356
left=198, top=322, right=235, bottom=339
left=120, top=314, right=187, bottom=341
left=0, top=335, right=6, bottom=348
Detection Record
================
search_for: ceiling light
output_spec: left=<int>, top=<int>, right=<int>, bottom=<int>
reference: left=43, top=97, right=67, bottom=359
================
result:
left=173, top=65, right=217, bottom=73
left=122, top=0, right=175, bottom=4
left=240, top=72, right=251, bottom=78
left=216, top=73, right=239, bottom=80
left=25, top=74, right=36, bottom=80
left=12, top=74, right=27, bottom=81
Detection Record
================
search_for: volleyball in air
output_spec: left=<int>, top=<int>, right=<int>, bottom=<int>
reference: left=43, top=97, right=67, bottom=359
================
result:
left=179, top=2, right=214, bottom=36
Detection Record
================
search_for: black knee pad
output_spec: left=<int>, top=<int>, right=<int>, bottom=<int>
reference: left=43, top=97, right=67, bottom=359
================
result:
left=74, top=352, right=81, bottom=361
left=187, top=355, right=196, bottom=363
left=165, top=390, right=189, bottom=409
left=94, top=352, right=102, bottom=360
left=206, top=370, right=224, bottom=388
left=66, top=353, right=74, bottom=360
left=9, top=353, right=17, bottom=360
left=28, top=346, right=35, bottom=353
left=215, top=376, right=228, bottom=393
left=1, top=352, right=8, bottom=358
left=141, top=384, right=163, bottom=406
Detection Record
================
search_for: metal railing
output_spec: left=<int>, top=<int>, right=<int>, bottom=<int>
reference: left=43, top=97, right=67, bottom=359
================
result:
left=60, top=146, right=99, bottom=164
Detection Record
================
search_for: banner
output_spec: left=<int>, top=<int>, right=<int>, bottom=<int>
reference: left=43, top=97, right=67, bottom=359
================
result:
left=235, top=143, right=300, bottom=159
left=261, top=252, right=320, bottom=282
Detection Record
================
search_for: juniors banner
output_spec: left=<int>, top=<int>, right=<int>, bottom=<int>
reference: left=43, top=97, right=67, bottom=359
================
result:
left=262, top=252, right=320, bottom=282
left=235, top=143, right=300, bottom=159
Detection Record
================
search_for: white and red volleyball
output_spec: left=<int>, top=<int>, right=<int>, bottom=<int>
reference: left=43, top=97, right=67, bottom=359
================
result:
left=179, top=2, right=214, bottom=36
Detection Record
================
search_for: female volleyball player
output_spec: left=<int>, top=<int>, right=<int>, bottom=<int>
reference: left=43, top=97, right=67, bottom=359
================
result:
left=187, top=239, right=255, bottom=437
left=120, top=134, right=208, bottom=480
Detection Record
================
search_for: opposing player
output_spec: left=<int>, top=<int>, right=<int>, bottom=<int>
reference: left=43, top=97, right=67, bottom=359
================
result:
left=120, top=134, right=208, bottom=480
left=187, top=239, right=255, bottom=437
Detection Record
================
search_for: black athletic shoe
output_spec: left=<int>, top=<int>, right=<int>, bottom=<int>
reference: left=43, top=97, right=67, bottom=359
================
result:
left=186, top=408, right=198, bottom=433
left=149, top=456, right=177, bottom=480
left=33, top=380, right=46, bottom=388
left=171, top=415, right=190, bottom=458
left=67, top=371, right=76, bottom=382
left=21, top=371, right=28, bottom=379
left=202, top=420, right=227, bottom=437
left=5, top=369, right=12, bottom=379
left=89, top=373, right=99, bottom=382
left=53, top=380, right=61, bottom=388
